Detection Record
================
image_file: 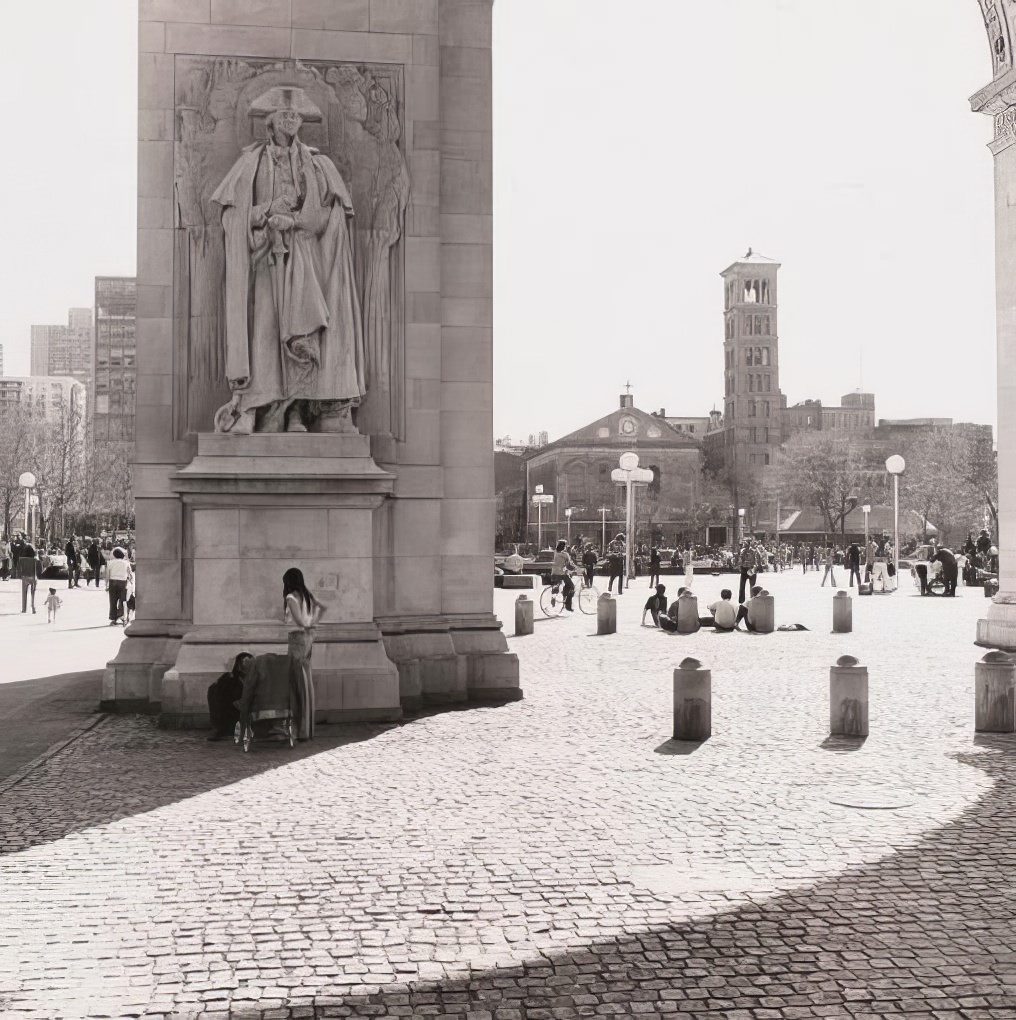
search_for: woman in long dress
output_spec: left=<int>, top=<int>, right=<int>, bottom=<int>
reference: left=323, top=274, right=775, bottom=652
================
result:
left=282, top=567, right=326, bottom=740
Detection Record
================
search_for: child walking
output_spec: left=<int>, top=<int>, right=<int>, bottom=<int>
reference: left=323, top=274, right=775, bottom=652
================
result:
left=44, top=588, right=62, bottom=623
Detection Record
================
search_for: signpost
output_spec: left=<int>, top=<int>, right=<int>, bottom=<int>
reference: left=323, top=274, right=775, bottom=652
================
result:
left=18, top=471, right=36, bottom=544
left=532, top=492, right=554, bottom=549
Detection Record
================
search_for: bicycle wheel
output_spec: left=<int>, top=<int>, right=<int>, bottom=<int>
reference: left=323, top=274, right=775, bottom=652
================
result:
left=577, top=583, right=600, bottom=614
left=540, top=582, right=565, bottom=617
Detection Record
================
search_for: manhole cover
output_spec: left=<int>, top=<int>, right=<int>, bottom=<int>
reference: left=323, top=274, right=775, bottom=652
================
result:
left=827, top=788, right=917, bottom=810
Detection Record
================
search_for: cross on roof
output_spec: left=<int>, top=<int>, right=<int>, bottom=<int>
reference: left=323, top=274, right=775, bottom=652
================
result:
left=624, top=380, right=632, bottom=395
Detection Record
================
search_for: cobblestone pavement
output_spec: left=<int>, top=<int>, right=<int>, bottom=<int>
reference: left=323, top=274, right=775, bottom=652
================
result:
left=2, top=572, right=1015, bottom=1018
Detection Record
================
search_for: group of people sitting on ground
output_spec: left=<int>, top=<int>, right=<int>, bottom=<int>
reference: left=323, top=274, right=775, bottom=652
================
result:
left=641, top=584, right=769, bottom=633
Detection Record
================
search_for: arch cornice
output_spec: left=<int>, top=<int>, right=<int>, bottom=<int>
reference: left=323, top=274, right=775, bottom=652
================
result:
left=972, top=1, right=1016, bottom=150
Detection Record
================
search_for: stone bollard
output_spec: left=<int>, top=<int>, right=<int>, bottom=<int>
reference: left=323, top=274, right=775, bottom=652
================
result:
left=673, top=657, right=711, bottom=741
left=752, top=593, right=775, bottom=634
left=975, top=650, right=1016, bottom=732
left=514, top=594, right=534, bottom=637
left=829, top=654, right=868, bottom=737
left=832, top=590, right=852, bottom=633
left=597, top=592, right=616, bottom=636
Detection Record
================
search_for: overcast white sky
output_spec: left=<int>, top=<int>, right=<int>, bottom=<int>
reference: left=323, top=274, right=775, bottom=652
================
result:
left=0, top=1, right=998, bottom=443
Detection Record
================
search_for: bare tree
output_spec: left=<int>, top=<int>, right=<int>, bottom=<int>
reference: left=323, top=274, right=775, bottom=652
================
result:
left=0, top=405, right=36, bottom=538
left=775, top=432, right=877, bottom=535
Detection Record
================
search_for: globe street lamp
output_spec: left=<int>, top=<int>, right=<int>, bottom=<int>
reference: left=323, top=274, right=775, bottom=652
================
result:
left=737, top=507, right=746, bottom=544
left=612, top=453, right=654, bottom=580
left=885, top=455, right=905, bottom=590
left=598, top=506, right=611, bottom=554
left=862, top=503, right=871, bottom=550
left=565, top=507, right=573, bottom=546
left=18, top=471, right=36, bottom=544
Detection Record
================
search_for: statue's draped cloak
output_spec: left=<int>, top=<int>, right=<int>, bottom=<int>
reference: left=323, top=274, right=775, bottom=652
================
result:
left=211, top=140, right=366, bottom=415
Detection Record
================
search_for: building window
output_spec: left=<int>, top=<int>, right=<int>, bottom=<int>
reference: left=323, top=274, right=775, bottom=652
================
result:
left=754, top=315, right=762, bottom=335
left=748, top=400, right=756, bottom=417
left=761, top=347, right=770, bottom=366
left=764, top=453, right=770, bottom=465
left=747, top=375, right=754, bottom=392
left=746, top=347, right=753, bottom=366
left=764, top=375, right=771, bottom=392
left=755, top=346, right=762, bottom=365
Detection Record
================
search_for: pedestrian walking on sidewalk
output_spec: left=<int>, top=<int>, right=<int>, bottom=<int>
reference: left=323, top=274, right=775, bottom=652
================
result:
left=44, top=588, right=62, bottom=623
left=820, top=544, right=837, bottom=587
left=18, top=545, right=40, bottom=614
left=87, top=538, right=102, bottom=587
left=64, top=536, right=81, bottom=588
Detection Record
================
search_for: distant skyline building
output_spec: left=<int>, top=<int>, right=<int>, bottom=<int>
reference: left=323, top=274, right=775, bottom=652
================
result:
left=0, top=343, right=4, bottom=376
left=0, top=375, right=87, bottom=432
left=30, top=307, right=94, bottom=408
left=93, top=276, right=137, bottom=443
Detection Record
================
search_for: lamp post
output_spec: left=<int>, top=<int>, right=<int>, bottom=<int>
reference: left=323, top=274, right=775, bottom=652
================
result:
left=612, top=453, right=654, bottom=581
left=18, top=472, right=36, bottom=544
left=598, top=506, right=611, bottom=553
left=862, top=503, right=871, bottom=550
left=737, top=507, right=745, bottom=545
left=565, top=507, right=573, bottom=546
left=885, top=456, right=905, bottom=589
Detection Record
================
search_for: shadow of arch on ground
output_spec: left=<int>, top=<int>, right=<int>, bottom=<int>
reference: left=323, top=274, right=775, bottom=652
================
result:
left=202, top=737, right=1016, bottom=1019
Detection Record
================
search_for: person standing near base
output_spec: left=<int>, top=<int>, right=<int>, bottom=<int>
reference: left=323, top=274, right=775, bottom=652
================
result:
left=820, top=544, right=838, bottom=587
left=283, top=567, right=327, bottom=740
left=106, top=547, right=133, bottom=625
left=606, top=533, right=625, bottom=595
left=65, top=535, right=80, bottom=588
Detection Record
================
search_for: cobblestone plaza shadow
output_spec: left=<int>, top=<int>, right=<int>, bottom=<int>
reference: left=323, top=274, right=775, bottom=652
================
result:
left=216, top=740, right=1016, bottom=1019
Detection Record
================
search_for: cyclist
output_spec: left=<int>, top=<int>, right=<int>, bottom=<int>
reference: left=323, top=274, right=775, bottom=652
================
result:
left=550, top=539, right=579, bottom=612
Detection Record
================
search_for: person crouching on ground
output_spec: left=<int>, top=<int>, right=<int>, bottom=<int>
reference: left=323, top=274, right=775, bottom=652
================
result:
left=550, top=539, right=578, bottom=612
left=207, top=651, right=254, bottom=741
left=44, top=588, right=62, bottom=623
left=642, top=584, right=667, bottom=627
left=106, top=547, right=133, bottom=625
left=706, top=589, right=737, bottom=632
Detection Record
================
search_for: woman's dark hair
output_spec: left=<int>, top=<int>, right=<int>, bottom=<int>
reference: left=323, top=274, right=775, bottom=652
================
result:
left=231, top=652, right=253, bottom=675
left=282, top=567, right=314, bottom=611
left=555, top=540, right=566, bottom=552
left=113, top=548, right=125, bottom=559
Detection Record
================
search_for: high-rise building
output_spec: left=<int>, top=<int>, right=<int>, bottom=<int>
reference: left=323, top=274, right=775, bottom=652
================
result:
left=93, top=277, right=137, bottom=444
left=0, top=376, right=87, bottom=432
left=0, top=343, right=4, bottom=376
left=30, top=308, right=93, bottom=404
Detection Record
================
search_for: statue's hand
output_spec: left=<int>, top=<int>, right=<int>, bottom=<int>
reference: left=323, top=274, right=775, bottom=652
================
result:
left=251, top=204, right=270, bottom=228
left=268, top=214, right=295, bottom=232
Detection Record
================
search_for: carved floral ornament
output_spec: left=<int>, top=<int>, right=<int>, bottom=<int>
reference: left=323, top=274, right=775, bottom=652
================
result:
left=994, top=105, right=1016, bottom=151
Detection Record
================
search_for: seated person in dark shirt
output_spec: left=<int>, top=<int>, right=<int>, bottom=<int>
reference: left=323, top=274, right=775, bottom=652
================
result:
left=207, top=652, right=254, bottom=741
left=642, top=584, right=668, bottom=627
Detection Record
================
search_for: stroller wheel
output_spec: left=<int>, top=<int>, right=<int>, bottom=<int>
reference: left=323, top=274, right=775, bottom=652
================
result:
left=242, top=725, right=252, bottom=753
left=287, top=720, right=295, bottom=748
left=232, top=722, right=241, bottom=746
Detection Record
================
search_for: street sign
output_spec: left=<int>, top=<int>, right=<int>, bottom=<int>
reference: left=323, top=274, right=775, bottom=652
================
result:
left=532, top=494, right=554, bottom=504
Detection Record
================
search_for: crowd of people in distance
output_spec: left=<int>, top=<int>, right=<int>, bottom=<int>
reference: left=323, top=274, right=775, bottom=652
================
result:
left=0, top=531, right=137, bottom=625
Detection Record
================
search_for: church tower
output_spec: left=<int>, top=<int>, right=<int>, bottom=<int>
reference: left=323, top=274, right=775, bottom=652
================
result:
left=719, top=250, right=785, bottom=480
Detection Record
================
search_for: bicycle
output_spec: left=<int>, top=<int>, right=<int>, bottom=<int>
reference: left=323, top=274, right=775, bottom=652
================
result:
left=540, top=572, right=600, bottom=617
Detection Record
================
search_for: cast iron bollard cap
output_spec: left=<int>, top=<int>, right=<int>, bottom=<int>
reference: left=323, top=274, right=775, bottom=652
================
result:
left=836, top=654, right=860, bottom=667
left=835, top=590, right=848, bottom=597
left=679, top=657, right=702, bottom=671
left=982, top=649, right=1014, bottom=663
left=517, top=594, right=528, bottom=601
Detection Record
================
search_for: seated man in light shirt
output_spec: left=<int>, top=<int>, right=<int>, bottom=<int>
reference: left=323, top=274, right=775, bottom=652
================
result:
left=706, top=589, right=737, bottom=632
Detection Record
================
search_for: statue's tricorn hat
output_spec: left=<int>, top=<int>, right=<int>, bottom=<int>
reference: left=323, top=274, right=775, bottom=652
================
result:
left=250, top=85, right=323, bottom=123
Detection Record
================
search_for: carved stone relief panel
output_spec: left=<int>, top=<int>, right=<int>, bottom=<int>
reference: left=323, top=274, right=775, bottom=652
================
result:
left=173, top=57, right=410, bottom=440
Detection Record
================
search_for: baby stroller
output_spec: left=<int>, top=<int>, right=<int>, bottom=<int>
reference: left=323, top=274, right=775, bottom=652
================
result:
left=234, top=652, right=296, bottom=753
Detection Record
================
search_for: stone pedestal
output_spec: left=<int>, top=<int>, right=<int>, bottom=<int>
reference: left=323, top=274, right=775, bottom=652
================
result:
left=975, top=651, right=1016, bottom=733
left=111, top=434, right=401, bottom=727
left=829, top=655, right=868, bottom=737
left=597, top=593, right=616, bottom=635
left=832, top=590, right=852, bottom=633
left=515, top=595, right=533, bottom=636
left=673, top=657, right=711, bottom=741
left=752, top=594, right=775, bottom=634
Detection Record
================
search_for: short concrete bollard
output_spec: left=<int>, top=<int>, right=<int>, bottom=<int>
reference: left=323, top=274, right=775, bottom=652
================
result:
left=673, top=657, right=711, bottom=741
left=597, top=592, right=616, bottom=635
left=514, top=594, right=534, bottom=637
left=975, top=650, right=1016, bottom=732
left=829, top=654, right=868, bottom=737
left=752, top=593, right=775, bottom=634
left=832, top=590, right=852, bottom=633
